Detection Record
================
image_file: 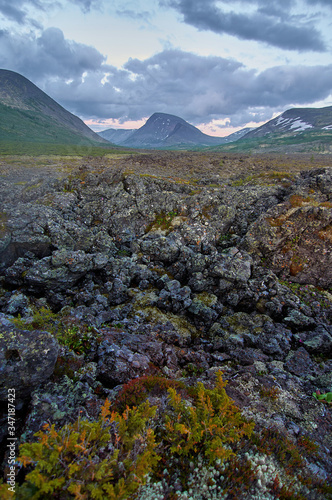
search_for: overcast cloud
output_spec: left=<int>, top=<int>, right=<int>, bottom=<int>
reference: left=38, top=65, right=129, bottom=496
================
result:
left=160, top=0, right=327, bottom=51
left=0, top=0, right=332, bottom=134
left=39, top=49, right=332, bottom=128
left=0, top=27, right=107, bottom=82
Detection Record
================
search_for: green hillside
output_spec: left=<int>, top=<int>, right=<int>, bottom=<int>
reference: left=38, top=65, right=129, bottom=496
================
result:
left=0, top=102, right=98, bottom=144
left=0, top=69, right=121, bottom=155
left=208, top=129, right=332, bottom=154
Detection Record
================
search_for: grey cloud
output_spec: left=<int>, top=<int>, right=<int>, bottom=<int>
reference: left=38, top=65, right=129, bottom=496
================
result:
left=160, top=0, right=326, bottom=51
left=0, top=27, right=107, bottom=82
left=116, top=9, right=152, bottom=21
left=253, top=65, right=332, bottom=106
left=1, top=27, right=331, bottom=129
left=0, top=0, right=101, bottom=24
left=69, top=0, right=102, bottom=12
left=306, top=0, right=332, bottom=7
left=38, top=49, right=332, bottom=130
left=0, top=0, right=47, bottom=24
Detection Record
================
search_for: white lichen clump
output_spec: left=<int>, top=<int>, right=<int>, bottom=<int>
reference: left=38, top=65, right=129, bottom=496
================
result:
left=137, top=450, right=313, bottom=500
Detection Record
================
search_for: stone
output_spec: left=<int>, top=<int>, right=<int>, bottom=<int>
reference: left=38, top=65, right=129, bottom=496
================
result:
left=284, top=347, right=314, bottom=377
left=0, top=324, right=59, bottom=406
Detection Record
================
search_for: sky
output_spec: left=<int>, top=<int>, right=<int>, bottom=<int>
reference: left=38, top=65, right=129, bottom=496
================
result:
left=1, top=0, right=332, bottom=136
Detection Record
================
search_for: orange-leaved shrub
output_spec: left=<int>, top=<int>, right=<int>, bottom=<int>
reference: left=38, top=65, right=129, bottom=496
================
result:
left=14, top=400, right=159, bottom=499
left=163, top=371, right=254, bottom=463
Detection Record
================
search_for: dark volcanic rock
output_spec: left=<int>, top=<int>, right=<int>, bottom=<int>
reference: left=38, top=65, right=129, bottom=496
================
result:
left=0, top=155, right=332, bottom=494
left=285, top=347, right=314, bottom=377
left=0, top=324, right=59, bottom=407
left=244, top=170, right=332, bottom=288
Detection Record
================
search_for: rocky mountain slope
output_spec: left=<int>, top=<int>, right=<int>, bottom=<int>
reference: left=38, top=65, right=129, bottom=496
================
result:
left=216, top=106, right=332, bottom=154
left=99, top=112, right=252, bottom=149
left=243, top=106, right=332, bottom=139
left=0, top=152, right=331, bottom=498
left=0, top=69, right=110, bottom=146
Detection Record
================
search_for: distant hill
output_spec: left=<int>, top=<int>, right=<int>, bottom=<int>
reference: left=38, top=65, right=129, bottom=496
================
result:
left=216, top=106, right=332, bottom=154
left=98, top=128, right=136, bottom=144
left=0, top=69, right=111, bottom=148
left=222, top=127, right=254, bottom=142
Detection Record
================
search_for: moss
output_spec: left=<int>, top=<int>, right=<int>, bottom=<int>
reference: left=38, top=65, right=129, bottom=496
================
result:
left=12, top=308, right=101, bottom=355
left=279, top=280, right=332, bottom=308
left=249, top=427, right=330, bottom=497
left=131, top=290, right=198, bottom=339
left=163, top=371, right=254, bottom=464
left=145, top=210, right=179, bottom=233
left=318, top=224, right=332, bottom=243
left=259, top=385, right=281, bottom=401
left=51, top=354, right=84, bottom=381
left=3, top=369, right=331, bottom=499
left=113, top=375, right=187, bottom=413
left=219, top=233, right=232, bottom=242
left=232, top=174, right=256, bottom=186
left=194, top=291, right=218, bottom=308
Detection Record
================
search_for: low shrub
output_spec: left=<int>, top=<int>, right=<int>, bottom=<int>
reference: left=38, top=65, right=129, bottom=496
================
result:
left=14, top=400, right=159, bottom=499
left=163, top=371, right=254, bottom=463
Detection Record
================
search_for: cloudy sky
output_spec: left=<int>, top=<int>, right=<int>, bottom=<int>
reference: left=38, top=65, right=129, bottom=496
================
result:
left=1, top=0, right=332, bottom=136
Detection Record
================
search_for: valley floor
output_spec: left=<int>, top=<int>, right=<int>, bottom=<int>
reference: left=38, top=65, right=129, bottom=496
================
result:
left=0, top=151, right=332, bottom=499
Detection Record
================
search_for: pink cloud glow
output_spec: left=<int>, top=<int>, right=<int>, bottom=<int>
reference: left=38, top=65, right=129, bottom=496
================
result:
left=86, top=117, right=265, bottom=137
left=85, top=117, right=148, bottom=132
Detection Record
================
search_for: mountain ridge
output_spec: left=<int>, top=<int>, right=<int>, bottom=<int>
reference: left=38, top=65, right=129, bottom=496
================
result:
left=243, top=105, right=332, bottom=140
left=0, top=69, right=110, bottom=147
left=210, top=105, right=332, bottom=153
left=122, top=112, right=225, bottom=148
left=99, top=112, right=252, bottom=149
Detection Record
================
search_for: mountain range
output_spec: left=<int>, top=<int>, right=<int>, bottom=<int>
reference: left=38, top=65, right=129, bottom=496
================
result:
left=98, top=113, right=252, bottom=149
left=0, top=69, right=109, bottom=148
left=1, top=68, right=332, bottom=153
left=98, top=107, right=332, bottom=152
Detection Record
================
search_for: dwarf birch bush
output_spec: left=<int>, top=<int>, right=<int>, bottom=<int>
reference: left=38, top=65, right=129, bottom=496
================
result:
left=15, top=400, right=159, bottom=499
left=164, top=371, right=254, bottom=463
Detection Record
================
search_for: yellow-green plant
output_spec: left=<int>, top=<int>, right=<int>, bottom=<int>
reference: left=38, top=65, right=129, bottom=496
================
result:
left=0, top=480, right=15, bottom=499
left=164, top=371, right=254, bottom=463
left=12, top=306, right=57, bottom=331
left=15, top=400, right=159, bottom=499
left=13, top=308, right=100, bottom=355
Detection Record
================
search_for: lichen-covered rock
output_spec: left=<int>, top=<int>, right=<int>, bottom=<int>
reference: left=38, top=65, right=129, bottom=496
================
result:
left=187, top=293, right=219, bottom=326
left=244, top=176, right=332, bottom=287
left=157, top=279, right=192, bottom=312
left=139, top=233, right=183, bottom=264
left=283, top=309, right=316, bottom=330
left=0, top=324, right=59, bottom=407
left=211, top=312, right=293, bottom=360
left=5, top=292, right=32, bottom=317
left=210, top=247, right=252, bottom=285
left=97, top=333, right=156, bottom=386
left=294, top=325, right=332, bottom=355
left=284, top=347, right=314, bottom=377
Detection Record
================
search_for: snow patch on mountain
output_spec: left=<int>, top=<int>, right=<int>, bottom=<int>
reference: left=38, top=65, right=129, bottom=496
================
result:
left=289, top=119, right=313, bottom=131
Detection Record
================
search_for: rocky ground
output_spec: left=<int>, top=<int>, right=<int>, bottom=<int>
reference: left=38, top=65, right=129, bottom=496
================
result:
left=0, top=151, right=332, bottom=499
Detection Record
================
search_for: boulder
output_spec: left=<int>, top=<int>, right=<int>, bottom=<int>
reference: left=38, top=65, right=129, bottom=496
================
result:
left=0, top=324, right=59, bottom=407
